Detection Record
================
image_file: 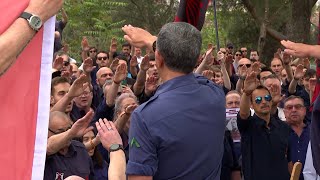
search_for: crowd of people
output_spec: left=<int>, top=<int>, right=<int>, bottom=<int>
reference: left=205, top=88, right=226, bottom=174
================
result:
left=1, top=0, right=320, bottom=179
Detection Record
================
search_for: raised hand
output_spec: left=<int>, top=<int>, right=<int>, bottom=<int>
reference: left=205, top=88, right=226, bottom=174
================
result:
left=69, top=110, right=94, bottom=138
left=304, top=58, right=310, bottom=69
left=203, top=48, right=214, bottom=66
left=81, top=37, right=90, bottom=51
left=122, top=25, right=157, bottom=49
left=251, top=62, right=260, bottom=74
left=96, top=119, right=123, bottom=151
left=145, top=75, right=158, bottom=96
left=52, top=56, right=63, bottom=71
left=62, top=44, right=69, bottom=53
left=282, top=52, right=291, bottom=65
left=243, top=71, right=258, bottom=95
left=114, top=64, right=127, bottom=84
left=26, top=0, right=63, bottom=22
left=83, top=58, right=96, bottom=74
left=122, top=85, right=134, bottom=96
left=225, top=54, right=234, bottom=65
left=294, top=64, right=305, bottom=80
left=239, top=64, right=248, bottom=78
left=269, top=84, right=281, bottom=104
left=110, top=38, right=117, bottom=54
left=281, top=40, right=311, bottom=57
left=67, top=74, right=89, bottom=98
left=124, top=104, right=138, bottom=114
left=140, top=55, right=150, bottom=71
left=130, top=56, right=138, bottom=67
left=202, top=70, right=214, bottom=80
left=110, top=59, right=119, bottom=72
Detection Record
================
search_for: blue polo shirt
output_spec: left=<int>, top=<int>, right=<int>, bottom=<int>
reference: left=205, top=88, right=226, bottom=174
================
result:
left=288, top=122, right=310, bottom=180
left=126, top=73, right=226, bottom=179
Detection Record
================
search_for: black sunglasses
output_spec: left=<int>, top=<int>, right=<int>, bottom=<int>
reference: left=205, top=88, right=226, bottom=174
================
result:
left=89, top=50, right=97, bottom=53
left=97, top=57, right=108, bottom=60
left=63, top=61, right=70, bottom=66
left=239, top=64, right=251, bottom=68
left=255, top=95, right=272, bottom=104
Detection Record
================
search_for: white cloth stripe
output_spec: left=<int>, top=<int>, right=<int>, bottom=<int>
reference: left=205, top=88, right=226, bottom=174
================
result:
left=31, top=16, right=55, bottom=180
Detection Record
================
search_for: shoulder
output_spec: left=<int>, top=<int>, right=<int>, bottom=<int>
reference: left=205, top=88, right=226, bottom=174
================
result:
left=71, top=140, right=87, bottom=150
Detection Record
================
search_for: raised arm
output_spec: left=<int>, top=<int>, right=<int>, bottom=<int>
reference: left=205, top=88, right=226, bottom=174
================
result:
left=129, top=56, right=138, bottom=78
left=240, top=72, right=258, bottom=119
left=281, top=40, right=320, bottom=59
left=133, top=55, right=150, bottom=95
left=282, top=53, right=294, bottom=82
left=61, top=8, right=68, bottom=25
left=288, top=64, right=304, bottom=94
left=106, top=64, right=127, bottom=107
left=221, top=57, right=231, bottom=90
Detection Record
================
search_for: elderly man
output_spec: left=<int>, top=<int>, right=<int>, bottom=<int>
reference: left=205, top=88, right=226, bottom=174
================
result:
left=122, top=22, right=225, bottom=179
left=44, top=111, right=94, bottom=179
left=284, top=96, right=310, bottom=180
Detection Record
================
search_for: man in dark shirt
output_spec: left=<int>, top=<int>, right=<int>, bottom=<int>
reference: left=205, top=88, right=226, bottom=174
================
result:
left=123, top=22, right=225, bottom=180
left=44, top=111, right=94, bottom=179
left=284, top=96, right=310, bottom=180
left=237, top=71, right=291, bottom=180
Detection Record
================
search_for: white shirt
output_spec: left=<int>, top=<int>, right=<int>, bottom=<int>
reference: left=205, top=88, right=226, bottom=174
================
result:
left=303, top=142, right=320, bottom=180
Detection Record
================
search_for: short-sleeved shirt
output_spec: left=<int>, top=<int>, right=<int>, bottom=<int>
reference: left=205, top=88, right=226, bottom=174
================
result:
left=237, top=113, right=291, bottom=180
left=126, top=73, right=226, bottom=180
left=288, top=122, right=310, bottom=180
left=44, top=140, right=94, bottom=179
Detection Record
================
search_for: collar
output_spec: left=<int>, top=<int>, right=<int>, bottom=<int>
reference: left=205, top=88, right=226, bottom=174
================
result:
left=253, top=114, right=279, bottom=128
left=154, top=73, right=197, bottom=97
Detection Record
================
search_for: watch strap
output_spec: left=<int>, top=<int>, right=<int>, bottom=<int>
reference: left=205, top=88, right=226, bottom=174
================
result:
left=20, top=12, right=32, bottom=20
left=109, top=144, right=124, bottom=152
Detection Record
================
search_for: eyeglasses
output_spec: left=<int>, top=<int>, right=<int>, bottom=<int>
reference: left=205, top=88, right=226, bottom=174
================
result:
left=63, top=61, right=70, bottom=66
left=97, top=57, right=108, bottom=60
left=48, top=125, right=72, bottom=135
left=80, top=91, right=92, bottom=97
left=284, top=104, right=304, bottom=110
left=239, top=64, right=251, bottom=68
left=241, top=50, right=247, bottom=52
left=89, top=50, right=97, bottom=53
left=235, top=54, right=241, bottom=56
left=255, top=95, right=272, bottom=104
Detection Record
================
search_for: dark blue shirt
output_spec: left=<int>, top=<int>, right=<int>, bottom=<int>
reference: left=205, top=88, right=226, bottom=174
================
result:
left=288, top=122, right=310, bottom=180
left=237, top=114, right=291, bottom=180
left=44, top=140, right=94, bottom=179
left=126, top=73, right=226, bottom=180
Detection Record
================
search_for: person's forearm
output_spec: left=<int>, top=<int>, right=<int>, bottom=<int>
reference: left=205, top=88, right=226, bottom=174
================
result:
left=194, top=60, right=206, bottom=74
left=240, top=93, right=251, bottom=119
left=0, top=19, right=37, bottom=76
left=106, top=82, right=120, bottom=107
left=226, top=63, right=233, bottom=77
left=236, top=79, right=244, bottom=94
left=81, top=50, right=88, bottom=62
left=284, top=64, right=293, bottom=82
left=288, top=79, right=298, bottom=94
left=83, top=137, right=100, bottom=151
left=107, top=52, right=114, bottom=68
left=50, top=93, right=74, bottom=112
left=221, top=63, right=231, bottom=90
left=308, top=45, right=320, bottom=59
left=130, top=66, right=137, bottom=77
left=47, top=130, right=73, bottom=155
left=133, top=70, right=147, bottom=95
left=114, top=113, right=130, bottom=134
left=108, top=150, right=126, bottom=180
left=61, top=8, right=68, bottom=24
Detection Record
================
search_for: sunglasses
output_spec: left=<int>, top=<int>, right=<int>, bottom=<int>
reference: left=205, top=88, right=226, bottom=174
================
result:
left=89, top=50, right=97, bottom=53
left=285, top=104, right=304, bottom=111
left=255, top=95, right=272, bottom=104
left=235, top=54, right=241, bottom=56
left=63, top=61, right=70, bottom=66
left=97, top=57, right=108, bottom=60
left=239, top=64, right=251, bottom=68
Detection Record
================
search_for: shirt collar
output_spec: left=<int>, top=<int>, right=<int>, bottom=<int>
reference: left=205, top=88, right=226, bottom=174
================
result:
left=253, top=114, right=279, bottom=128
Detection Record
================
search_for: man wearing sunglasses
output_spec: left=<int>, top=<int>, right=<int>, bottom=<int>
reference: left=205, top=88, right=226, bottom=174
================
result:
left=238, top=71, right=291, bottom=180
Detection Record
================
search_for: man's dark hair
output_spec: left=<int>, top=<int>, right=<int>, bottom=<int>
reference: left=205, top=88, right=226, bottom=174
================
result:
left=51, top=77, right=70, bottom=95
left=149, top=53, right=155, bottom=61
left=264, top=74, right=280, bottom=82
left=251, top=85, right=271, bottom=102
left=122, top=42, right=131, bottom=49
left=96, top=50, right=109, bottom=59
left=115, top=54, right=128, bottom=61
left=53, top=51, right=69, bottom=61
left=87, top=47, right=98, bottom=56
left=157, top=22, right=202, bottom=74
left=284, top=95, right=305, bottom=107
left=250, top=50, right=259, bottom=56
left=304, top=69, right=316, bottom=79
left=257, top=67, right=274, bottom=80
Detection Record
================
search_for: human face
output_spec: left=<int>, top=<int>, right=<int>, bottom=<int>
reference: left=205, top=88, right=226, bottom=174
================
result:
left=281, top=69, right=287, bottom=83
left=73, top=87, right=93, bottom=109
left=60, top=54, right=70, bottom=73
left=226, top=93, right=241, bottom=108
left=89, top=48, right=97, bottom=59
left=96, top=68, right=114, bottom=87
left=71, top=64, right=80, bottom=79
left=147, top=61, right=158, bottom=79
left=48, top=116, right=72, bottom=155
left=250, top=51, right=259, bottom=61
left=82, top=131, right=95, bottom=156
left=284, top=98, right=306, bottom=125
left=251, top=89, right=272, bottom=115
left=270, top=58, right=283, bottom=76
left=214, top=72, right=223, bottom=86
left=263, top=78, right=281, bottom=93
left=135, top=48, right=142, bottom=57
left=96, top=53, right=109, bottom=68
left=220, top=48, right=227, bottom=54
left=303, top=75, right=316, bottom=92
left=259, top=71, right=272, bottom=84
left=51, top=82, right=73, bottom=113
left=234, top=52, right=242, bottom=61
left=237, top=58, right=252, bottom=73
left=122, top=46, right=131, bottom=57
left=241, top=47, right=247, bottom=57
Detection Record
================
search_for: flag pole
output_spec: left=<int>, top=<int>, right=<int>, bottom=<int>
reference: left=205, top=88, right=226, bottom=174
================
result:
left=213, top=0, right=220, bottom=50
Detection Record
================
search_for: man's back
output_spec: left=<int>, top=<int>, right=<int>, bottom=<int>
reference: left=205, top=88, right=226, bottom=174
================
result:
left=127, top=73, right=225, bottom=180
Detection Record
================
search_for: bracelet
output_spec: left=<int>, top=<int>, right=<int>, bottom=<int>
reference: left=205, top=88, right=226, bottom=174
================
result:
left=90, top=140, right=95, bottom=150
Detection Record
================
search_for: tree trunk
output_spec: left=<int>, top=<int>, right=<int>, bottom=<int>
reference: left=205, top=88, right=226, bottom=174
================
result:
left=257, top=0, right=269, bottom=57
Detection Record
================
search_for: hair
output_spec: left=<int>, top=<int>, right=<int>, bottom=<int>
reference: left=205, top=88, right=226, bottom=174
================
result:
left=264, top=74, right=281, bottom=83
left=271, top=57, right=283, bottom=66
left=304, top=69, right=316, bottom=79
left=250, top=50, right=259, bottom=56
left=257, top=67, right=274, bottom=80
left=149, top=53, right=155, bottom=61
left=53, top=51, right=69, bottom=61
left=251, top=85, right=271, bottom=102
left=226, top=90, right=241, bottom=97
left=122, top=42, right=131, bottom=49
left=284, top=95, right=305, bottom=107
left=51, top=77, right=70, bottom=95
left=157, top=22, right=202, bottom=74
left=49, top=111, right=70, bottom=123
left=113, top=93, right=138, bottom=120
left=96, top=50, right=109, bottom=59
left=115, top=54, right=128, bottom=61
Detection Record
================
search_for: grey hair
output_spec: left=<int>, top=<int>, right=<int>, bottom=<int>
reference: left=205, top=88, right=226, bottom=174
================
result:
left=157, top=22, right=202, bottom=74
left=113, top=93, right=138, bottom=120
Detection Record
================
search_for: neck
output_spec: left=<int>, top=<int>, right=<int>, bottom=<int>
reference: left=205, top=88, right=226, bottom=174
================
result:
left=256, top=113, right=271, bottom=126
left=159, top=70, right=187, bottom=83
left=291, top=122, right=305, bottom=137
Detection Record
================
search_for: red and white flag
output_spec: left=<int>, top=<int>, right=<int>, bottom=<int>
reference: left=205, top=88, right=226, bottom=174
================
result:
left=0, top=0, right=54, bottom=179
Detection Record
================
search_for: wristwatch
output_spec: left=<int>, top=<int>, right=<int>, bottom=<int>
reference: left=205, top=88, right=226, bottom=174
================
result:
left=109, top=144, right=124, bottom=152
left=19, top=12, right=42, bottom=32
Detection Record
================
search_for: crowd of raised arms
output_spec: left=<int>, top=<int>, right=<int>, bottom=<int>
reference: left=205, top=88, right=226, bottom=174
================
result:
left=1, top=0, right=320, bottom=179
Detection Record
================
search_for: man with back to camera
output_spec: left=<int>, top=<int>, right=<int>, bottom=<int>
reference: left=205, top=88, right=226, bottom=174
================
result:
left=122, top=22, right=226, bottom=180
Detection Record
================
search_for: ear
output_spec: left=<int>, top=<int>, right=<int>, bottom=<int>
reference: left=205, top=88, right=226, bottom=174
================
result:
left=96, top=78, right=99, bottom=85
left=155, top=51, right=164, bottom=69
